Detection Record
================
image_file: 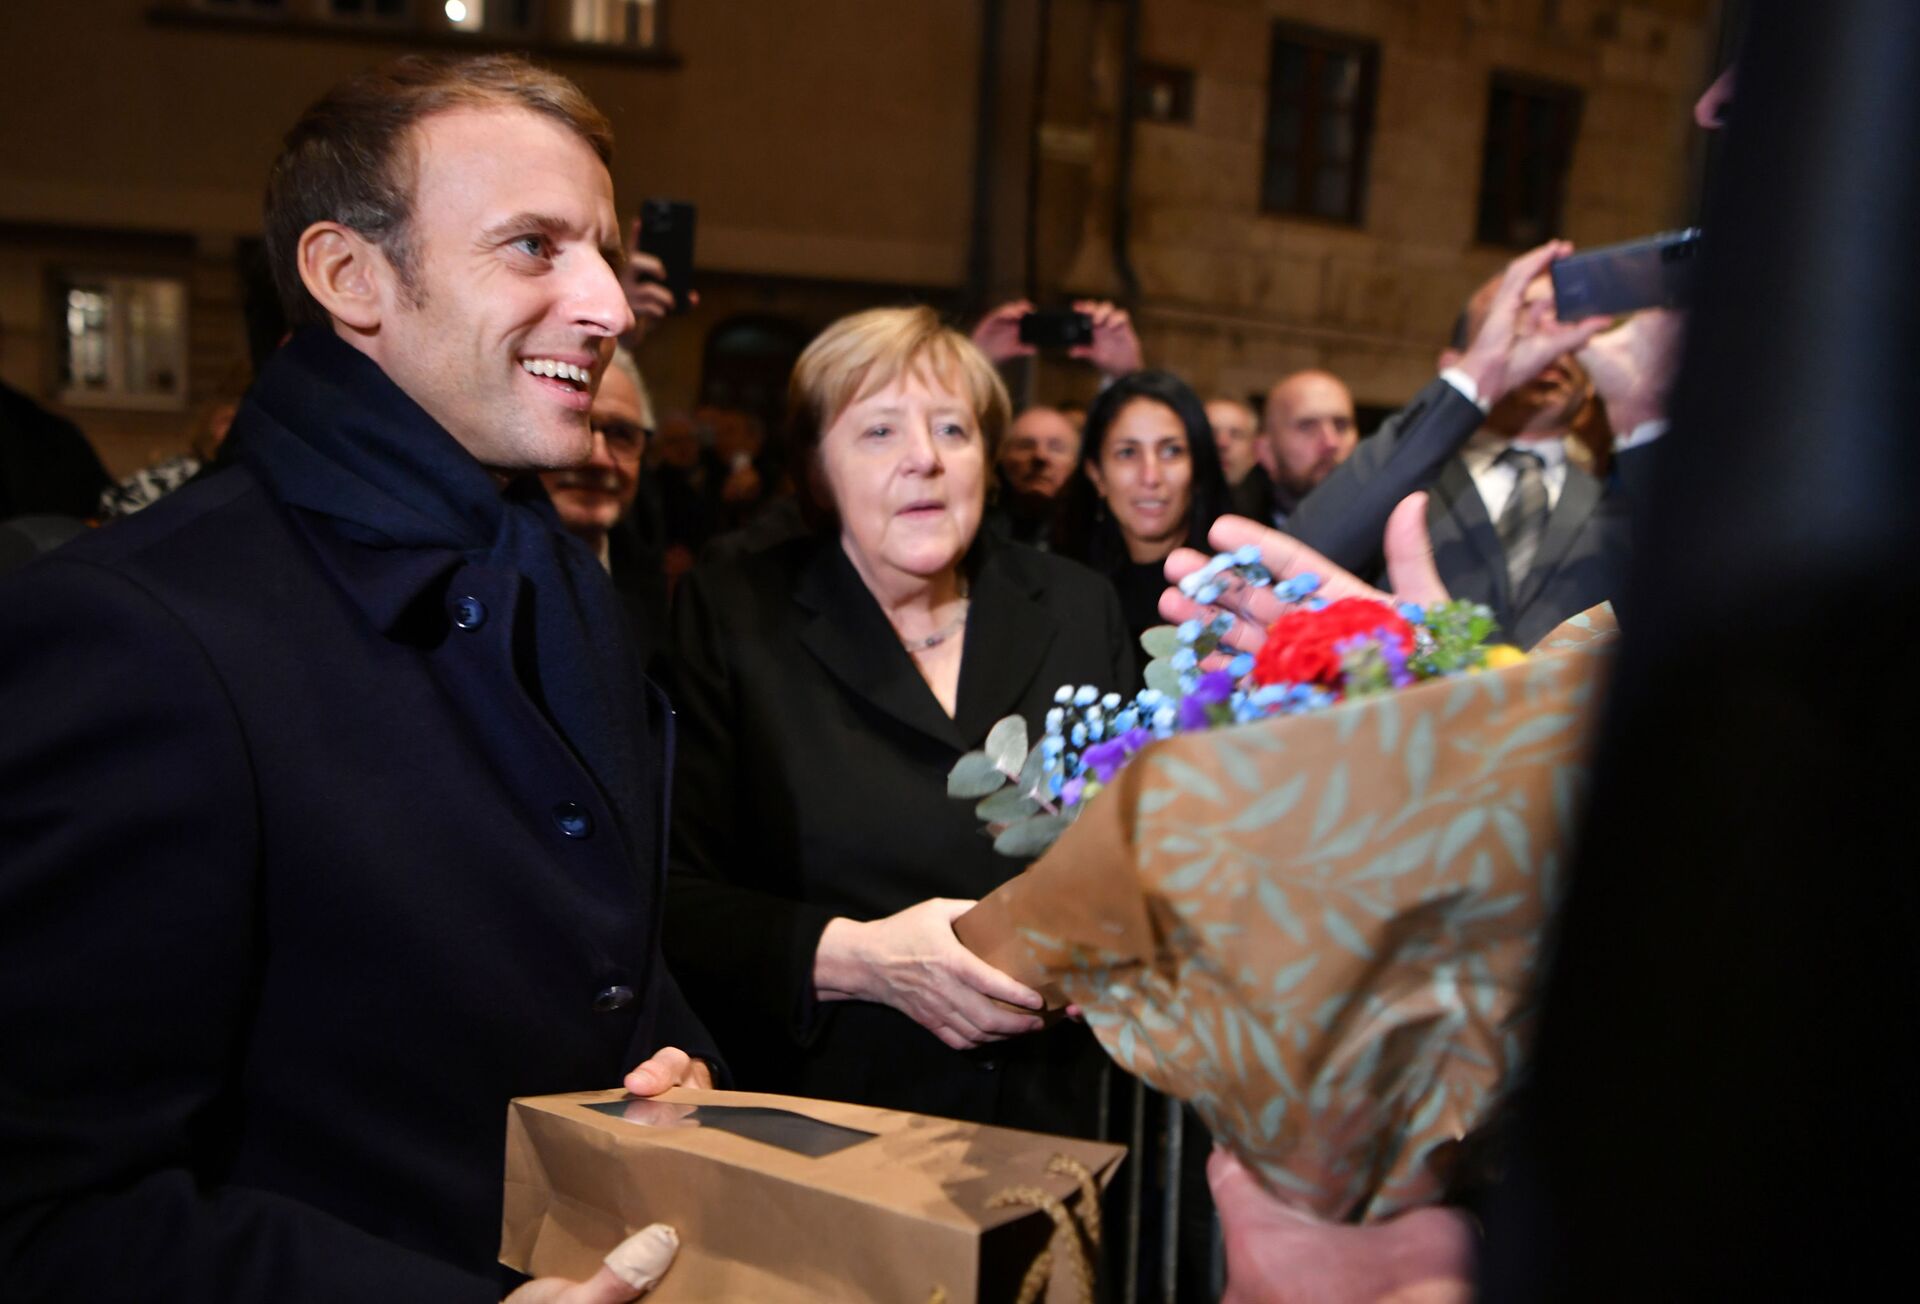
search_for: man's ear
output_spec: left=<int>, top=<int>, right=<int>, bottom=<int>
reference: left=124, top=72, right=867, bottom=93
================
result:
left=1084, top=459, right=1107, bottom=498
left=296, top=222, right=389, bottom=333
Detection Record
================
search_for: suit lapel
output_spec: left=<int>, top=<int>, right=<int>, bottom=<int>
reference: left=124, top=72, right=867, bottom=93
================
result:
left=1431, top=455, right=1515, bottom=615
left=1515, top=465, right=1601, bottom=615
left=795, top=540, right=967, bottom=751
left=953, top=541, right=1058, bottom=746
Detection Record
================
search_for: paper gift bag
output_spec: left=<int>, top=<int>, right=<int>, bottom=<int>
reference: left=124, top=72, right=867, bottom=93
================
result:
left=501, top=1087, right=1125, bottom=1303
left=954, top=607, right=1617, bottom=1220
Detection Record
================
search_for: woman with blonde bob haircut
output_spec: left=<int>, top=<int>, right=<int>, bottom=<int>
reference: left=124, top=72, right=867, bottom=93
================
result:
left=665, top=305, right=1134, bottom=1137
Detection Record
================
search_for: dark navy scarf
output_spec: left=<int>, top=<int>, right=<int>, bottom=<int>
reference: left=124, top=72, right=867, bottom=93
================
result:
left=228, top=327, right=644, bottom=856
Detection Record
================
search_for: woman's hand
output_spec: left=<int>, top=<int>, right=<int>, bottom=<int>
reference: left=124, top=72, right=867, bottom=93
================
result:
left=814, top=900, right=1047, bottom=1050
left=1160, top=499, right=1449, bottom=659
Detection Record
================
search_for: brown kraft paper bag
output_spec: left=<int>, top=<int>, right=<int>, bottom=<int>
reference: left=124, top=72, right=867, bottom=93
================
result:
left=954, top=607, right=1618, bottom=1219
left=500, top=1087, right=1125, bottom=1302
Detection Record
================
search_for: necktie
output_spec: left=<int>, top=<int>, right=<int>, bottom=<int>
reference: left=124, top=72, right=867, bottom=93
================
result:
left=1495, top=447, right=1548, bottom=592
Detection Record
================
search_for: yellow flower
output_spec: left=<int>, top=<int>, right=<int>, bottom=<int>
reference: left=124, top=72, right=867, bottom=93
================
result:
left=1482, top=645, right=1528, bottom=670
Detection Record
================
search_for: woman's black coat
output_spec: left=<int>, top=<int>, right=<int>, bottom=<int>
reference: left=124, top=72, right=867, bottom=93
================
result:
left=664, top=530, right=1135, bottom=1133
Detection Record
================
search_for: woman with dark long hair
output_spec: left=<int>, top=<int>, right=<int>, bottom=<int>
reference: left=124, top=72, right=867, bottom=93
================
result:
left=1056, top=369, right=1232, bottom=650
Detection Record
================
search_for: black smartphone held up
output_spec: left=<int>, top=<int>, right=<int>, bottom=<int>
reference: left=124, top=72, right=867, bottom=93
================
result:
left=1018, top=308, right=1094, bottom=350
left=636, top=198, right=696, bottom=314
left=1552, top=228, right=1702, bottom=321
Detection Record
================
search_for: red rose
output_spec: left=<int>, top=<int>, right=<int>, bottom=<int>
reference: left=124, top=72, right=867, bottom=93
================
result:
left=1251, top=597, right=1415, bottom=689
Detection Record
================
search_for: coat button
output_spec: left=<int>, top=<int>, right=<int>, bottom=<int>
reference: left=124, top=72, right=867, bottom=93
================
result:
left=593, top=985, right=635, bottom=1013
left=552, top=802, right=593, bottom=838
left=451, top=595, right=487, bottom=629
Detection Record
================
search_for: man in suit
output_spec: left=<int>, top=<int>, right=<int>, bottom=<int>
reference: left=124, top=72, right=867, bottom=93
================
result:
left=1262, top=369, right=1358, bottom=530
left=1285, top=244, right=1646, bottom=649
left=0, top=55, right=713, bottom=1303
left=1208, top=395, right=1276, bottom=523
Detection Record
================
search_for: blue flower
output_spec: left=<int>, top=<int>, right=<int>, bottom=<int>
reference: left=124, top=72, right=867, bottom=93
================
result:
left=1171, top=648, right=1198, bottom=672
left=1054, top=685, right=1073, bottom=705
left=1073, top=685, right=1098, bottom=707
left=1196, top=583, right=1222, bottom=605
left=1045, top=706, right=1064, bottom=732
left=1176, top=619, right=1203, bottom=645
left=1397, top=601, right=1426, bottom=625
left=1042, top=734, right=1065, bottom=759
left=1070, top=722, right=1088, bottom=747
left=1151, top=705, right=1178, bottom=735
left=1101, top=692, right=1122, bottom=711
left=1233, top=544, right=1262, bottom=566
left=1208, top=612, right=1236, bottom=635
left=1227, top=653, right=1255, bottom=678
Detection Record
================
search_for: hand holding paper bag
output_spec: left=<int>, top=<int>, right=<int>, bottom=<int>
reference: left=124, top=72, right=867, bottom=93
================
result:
left=505, top=1223, right=681, bottom=1302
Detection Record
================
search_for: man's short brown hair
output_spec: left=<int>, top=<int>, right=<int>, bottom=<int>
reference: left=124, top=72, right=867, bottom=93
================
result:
left=263, top=54, right=614, bottom=328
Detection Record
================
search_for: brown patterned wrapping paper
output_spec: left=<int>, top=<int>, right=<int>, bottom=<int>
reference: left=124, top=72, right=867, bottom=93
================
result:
left=954, top=606, right=1618, bottom=1220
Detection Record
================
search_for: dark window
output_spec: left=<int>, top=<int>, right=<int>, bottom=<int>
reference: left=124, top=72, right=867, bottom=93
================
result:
left=197, top=0, right=286, bottom=11
left=327, top=0, right=411, bottom=21
left=1260, top=23, right=1378, bottom=225
left=1476, top=75, right=1583, bottom=248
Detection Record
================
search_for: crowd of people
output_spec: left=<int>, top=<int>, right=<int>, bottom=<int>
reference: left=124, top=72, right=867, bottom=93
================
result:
left=0, top=29, right=1789, bottom=1304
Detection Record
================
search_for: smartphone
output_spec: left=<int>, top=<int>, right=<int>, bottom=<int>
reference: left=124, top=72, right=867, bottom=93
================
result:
left=1018, top=308, right=1094, bottom=350
left=636, top=198, right=696, bottom=314
left=1552, top=228, right=1702, bottom=321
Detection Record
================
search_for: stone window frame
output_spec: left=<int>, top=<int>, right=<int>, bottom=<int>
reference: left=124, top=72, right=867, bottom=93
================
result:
left=51, top=271, right=192, bottom=414
left=157, top=0, right=676, bottom=64
left=1474, top=72, right=1585, bottom=249
left=1258, top=20, right=1381, bottom=228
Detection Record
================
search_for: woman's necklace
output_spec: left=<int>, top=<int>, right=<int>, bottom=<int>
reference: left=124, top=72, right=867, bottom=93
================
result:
left=898, top=585, right=970, bottom=655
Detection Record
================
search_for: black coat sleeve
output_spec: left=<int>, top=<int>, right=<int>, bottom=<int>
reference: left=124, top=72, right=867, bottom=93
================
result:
left=0, top=560, right=496, bottom=1304
left=661, top=565, right=840, bottom=1046
left=1286, top=378, right=1486, bottom=576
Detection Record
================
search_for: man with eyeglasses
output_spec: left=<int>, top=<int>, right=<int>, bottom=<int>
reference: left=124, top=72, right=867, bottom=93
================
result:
left=540, top=345, right=671, bottom=679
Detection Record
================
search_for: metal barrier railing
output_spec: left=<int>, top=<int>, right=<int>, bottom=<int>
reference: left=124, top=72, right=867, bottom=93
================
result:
left=1096, top=1062, right=1225, bottom=1303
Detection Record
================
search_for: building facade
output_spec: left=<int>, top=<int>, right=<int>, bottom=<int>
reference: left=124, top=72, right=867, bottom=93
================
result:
left=1, top=0, right=1718, bottom=480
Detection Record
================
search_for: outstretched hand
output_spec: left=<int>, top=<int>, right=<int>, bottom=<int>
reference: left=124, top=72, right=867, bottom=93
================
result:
left=1069, top=300, right=1144, bottom=379
left=1577, top=308, right=1685, bottom=434
left=970, top=299, right=1037, bottom=365
left=620, top=216, right=698, bottom=347
left=1452, top=241, right=1611, bottom=407
left=1160, top=497, right=1449, bottom=657
left=504, top=1223, right=681, bottom=1303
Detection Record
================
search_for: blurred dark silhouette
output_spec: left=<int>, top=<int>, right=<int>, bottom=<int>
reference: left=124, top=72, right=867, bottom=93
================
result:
left=1484, top=4, right=1919, bottom=1297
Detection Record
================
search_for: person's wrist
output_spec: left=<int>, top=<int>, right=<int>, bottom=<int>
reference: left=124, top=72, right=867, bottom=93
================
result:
left=1447, top=354, right=1503, bottom=408
left=813, top=917, right=870, bottom=1003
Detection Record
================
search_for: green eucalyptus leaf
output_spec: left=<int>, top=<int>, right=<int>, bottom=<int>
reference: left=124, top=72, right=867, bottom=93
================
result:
left=976, top=787, right=1043, bottom=823
left=1140, top=625, right=1179, bottom=659
left=993, top=813, right=1073, bottom=858
left=1143, top=658, right=1181, bottom=696
left=1016, top=739, right=1048, bottom=795
left=985, top=715, right=1029, bottom=777
left=948, top=751, right=1010, bottom=798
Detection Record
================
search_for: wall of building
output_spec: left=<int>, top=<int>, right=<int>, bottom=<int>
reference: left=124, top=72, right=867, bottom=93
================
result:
left=1, top=0, right=1718, bottom=484
left=1071, top=0, right=1717, bottom=411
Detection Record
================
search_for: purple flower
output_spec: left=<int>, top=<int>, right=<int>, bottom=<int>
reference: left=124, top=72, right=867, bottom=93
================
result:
left=1379, top=627, right=1416, bottom=688
left=1080, top=739, right=1130, bottom=784
left=1117, top=725, right=1153, bottom=754
left=1177, top=696, right=1212, bottom=731
left=1061, top=776, right=1087, bottom=806
left=1190, top=669, right=1237, bottom=706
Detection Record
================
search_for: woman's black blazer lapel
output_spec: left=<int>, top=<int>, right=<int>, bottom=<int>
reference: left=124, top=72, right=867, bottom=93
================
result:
left=793, top=538, right=967, bottom=750
left=791, top=535, right=1062, bottom=753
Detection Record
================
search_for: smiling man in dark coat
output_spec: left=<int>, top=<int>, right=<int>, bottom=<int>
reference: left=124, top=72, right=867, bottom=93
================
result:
left=0, top=56, right=714, bottom=1303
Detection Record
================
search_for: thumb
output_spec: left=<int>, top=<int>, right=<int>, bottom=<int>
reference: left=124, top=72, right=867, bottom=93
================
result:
left=564, top=1224, right=680, bottom=1303
left=1382, top=493, right=1450, bottom=607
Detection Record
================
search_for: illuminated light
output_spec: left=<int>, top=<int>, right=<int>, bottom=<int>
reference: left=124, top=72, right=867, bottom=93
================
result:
left=445, top=1, right=468, bottom=22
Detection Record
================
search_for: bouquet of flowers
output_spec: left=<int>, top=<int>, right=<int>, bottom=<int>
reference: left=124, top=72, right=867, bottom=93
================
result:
left=948, top=547, right=1616, bottom=1219
left=947, top=546, right=1522, bottom=859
